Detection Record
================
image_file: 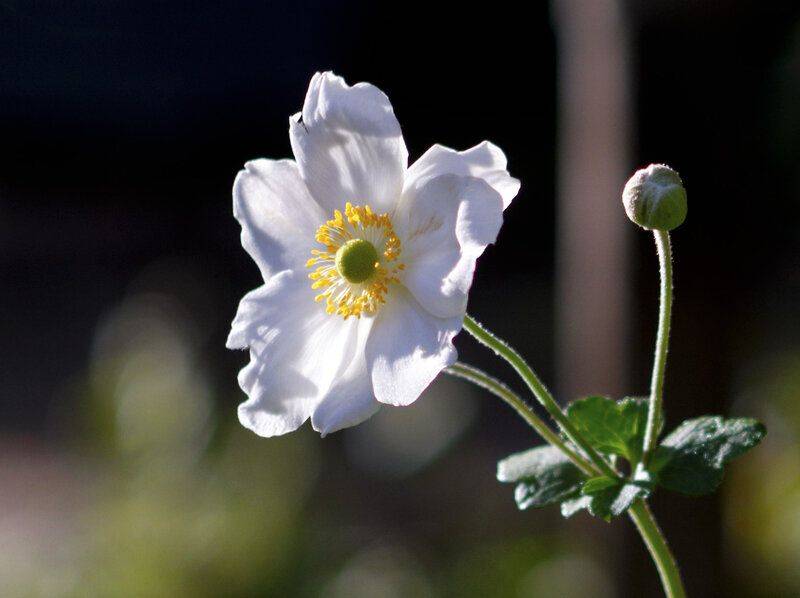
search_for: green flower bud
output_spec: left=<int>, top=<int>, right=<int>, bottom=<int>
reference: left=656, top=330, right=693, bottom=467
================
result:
left=622, top=164, right=687, bottom=231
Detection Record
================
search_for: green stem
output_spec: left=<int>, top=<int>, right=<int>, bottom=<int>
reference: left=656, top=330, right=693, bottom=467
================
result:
left=462, top=315, right=618, bottom=480
left=445, top=362, right=599, bottom=477
left=628, top=500, right=686, bottom=597
left=642, top=230, right=673, bottom=465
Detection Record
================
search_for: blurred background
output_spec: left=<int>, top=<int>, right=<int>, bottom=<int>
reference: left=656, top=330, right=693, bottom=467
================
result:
left=1, top=1, right=799, bottom=596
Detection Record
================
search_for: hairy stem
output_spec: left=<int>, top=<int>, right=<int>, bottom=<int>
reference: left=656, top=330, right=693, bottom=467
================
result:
left=445, top=362, right=599, bottom=476
left=462, top=315, right=618, bottom=479
left=628, top=500, right=686, bottom=597
left=642, top=230, right=673, bottom=464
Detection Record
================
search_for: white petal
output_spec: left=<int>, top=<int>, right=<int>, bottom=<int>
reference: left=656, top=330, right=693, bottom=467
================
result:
left=310, top=318, right=380, bottom=436
left=226, top=270, right=289, bottom=350
left=236, top=348, right=317, bottom=436
left=395, top=173, right=504, bottom=319
left=366, top=287, right=460, bottom=407
left=233, top=159, right=326, bottom=280
left=233, top=159, right=325, bottom=281
left=228, top=271, right=360, bottom=437
left=289, top=71, right=408, bottom=214
left=404, top=141, right=520, bottom=210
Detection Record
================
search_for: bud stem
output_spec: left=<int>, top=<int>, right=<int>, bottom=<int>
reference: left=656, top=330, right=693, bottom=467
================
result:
left=642, top=230, right=673, bottom=465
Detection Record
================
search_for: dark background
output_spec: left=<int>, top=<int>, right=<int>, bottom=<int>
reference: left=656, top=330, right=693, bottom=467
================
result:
left=1, top=1, right=799, bottom=596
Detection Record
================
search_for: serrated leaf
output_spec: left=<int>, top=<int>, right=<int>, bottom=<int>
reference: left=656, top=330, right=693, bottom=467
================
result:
left=566, top=396, right=652, bottom=463
left=581, top=476, right=618, bottom=494
left=561, top=477, right=650, bottom=521
left=651, top=416, right=766, bottom=496
left=586, top=482, right=650, bottom=521
left=561, top=496, right=592, bottom=518
left=497, top=446, right=585, bottom=510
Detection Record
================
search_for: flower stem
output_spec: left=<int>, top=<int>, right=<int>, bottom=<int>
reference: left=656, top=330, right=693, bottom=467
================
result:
left=633, top=232, right=686, bottom=597
left=641, top=230, right=673, bottom=465
left=462, top=315, right=618, bottom=479
left=628, top=500, right=686, bottom=598
left=445, top=362, right=599, bottom=477
left=460, top=316, right=686, bottom=597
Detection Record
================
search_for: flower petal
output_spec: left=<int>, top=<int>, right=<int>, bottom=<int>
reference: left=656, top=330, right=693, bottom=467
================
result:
left=233, top=159, right=325, bottom=281
left=366, top=287, right=460, bottom=407
left=396, top=173, right=504, bottom=319
left=404, top=141, right=520, bottom=210
left=310, top=318, right=380, bottom=436
left=236, top=348, right=317, bottom=436
left=228, top=271, right=360, bottom=437
left=289, top=71, right=408, bottom=214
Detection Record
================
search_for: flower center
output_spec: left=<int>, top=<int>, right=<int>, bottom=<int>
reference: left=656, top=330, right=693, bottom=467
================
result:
left=335, top=238, right=379, bottom=284
left=307, top=203, right=404, bottom=319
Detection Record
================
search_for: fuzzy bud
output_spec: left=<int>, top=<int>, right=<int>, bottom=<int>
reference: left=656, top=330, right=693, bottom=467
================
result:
left=622, top=164, right=687, bottom=231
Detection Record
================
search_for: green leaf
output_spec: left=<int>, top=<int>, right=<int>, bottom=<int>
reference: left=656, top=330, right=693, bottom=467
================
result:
left=497, top=446, right=585, bottom=510
left=581, top=476, right=618, bottom=494
left=566, top=396, right=652, bottom=463
left=651, top=416, right=767, bottom=496
left=560, top=475, right=651, bottom=521
left=585, top=481, right=650, bottom=521
left=560, top=496, right=592, bottom=518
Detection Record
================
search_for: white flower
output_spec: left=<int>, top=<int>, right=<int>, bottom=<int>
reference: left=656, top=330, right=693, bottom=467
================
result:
left=227, top=72, right=520, bottom=437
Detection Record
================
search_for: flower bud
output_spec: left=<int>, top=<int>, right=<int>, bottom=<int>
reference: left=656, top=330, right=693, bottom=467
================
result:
left=622, top=164, right=687, bottom=231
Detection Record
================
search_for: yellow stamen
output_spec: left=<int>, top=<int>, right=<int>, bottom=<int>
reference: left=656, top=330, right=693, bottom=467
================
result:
left=307, top=202, right=404, bottom=319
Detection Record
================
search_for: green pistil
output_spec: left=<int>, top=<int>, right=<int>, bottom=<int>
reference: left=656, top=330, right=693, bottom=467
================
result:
left=335, top=238, right=379, bottom=283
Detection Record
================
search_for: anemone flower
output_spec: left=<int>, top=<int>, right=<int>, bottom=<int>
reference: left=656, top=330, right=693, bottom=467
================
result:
left=227, top=72, right=520, bottom=437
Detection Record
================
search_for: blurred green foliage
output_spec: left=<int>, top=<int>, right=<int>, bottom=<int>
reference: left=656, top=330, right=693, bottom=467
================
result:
left=2, top=282, right=797, bottom=597
left=0, top=289, right=613, bottom=597
left=726, top=352, right=800, bottom=597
